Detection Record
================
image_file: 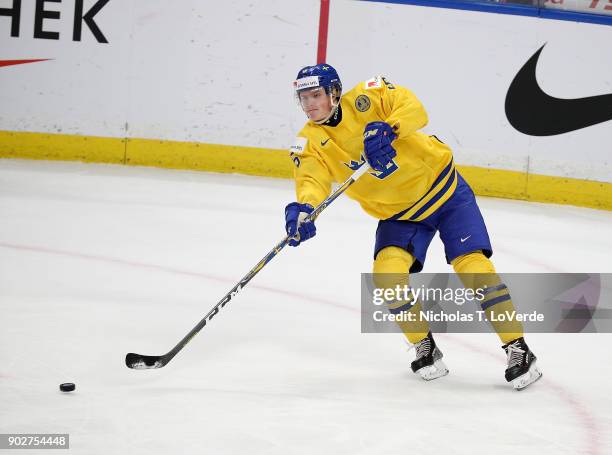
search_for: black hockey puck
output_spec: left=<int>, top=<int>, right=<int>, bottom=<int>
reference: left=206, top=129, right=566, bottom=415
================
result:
left=59, top=383, right=75, bottom=392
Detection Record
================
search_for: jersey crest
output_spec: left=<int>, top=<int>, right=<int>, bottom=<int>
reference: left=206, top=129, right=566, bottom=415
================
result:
left=343, top=156, right=399, bottom=180
left=370, top=160, right=399, bottom=179
left=344, top=156, right=366, bottom=171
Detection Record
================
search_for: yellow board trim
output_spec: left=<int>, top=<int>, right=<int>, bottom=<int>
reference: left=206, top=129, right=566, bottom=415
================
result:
left=0, top=130, right=126, bottom=164
left=458, top=165, right=612, bottom=211
left=126, top=137, right=292, bottom=179
left=1, top=130, right=610, bottom=211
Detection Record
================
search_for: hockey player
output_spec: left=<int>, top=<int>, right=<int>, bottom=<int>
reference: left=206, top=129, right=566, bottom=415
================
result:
left=285, top=63, right=542, bottom=390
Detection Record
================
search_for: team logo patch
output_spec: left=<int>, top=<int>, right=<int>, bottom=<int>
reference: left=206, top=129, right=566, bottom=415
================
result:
left=355, top=95, right=371, bottom=112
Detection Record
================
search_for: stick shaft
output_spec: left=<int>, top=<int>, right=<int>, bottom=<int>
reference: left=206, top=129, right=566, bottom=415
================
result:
left=131, top=165, right=368, bottom=367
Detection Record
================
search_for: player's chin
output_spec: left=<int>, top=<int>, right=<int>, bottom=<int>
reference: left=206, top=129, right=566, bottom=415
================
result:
left=307, top=111, right=325, bottom=122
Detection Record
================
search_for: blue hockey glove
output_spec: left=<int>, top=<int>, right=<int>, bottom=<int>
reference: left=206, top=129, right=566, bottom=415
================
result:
left=363, top=121, right=397, bottom=172
left=285, top=202, right=316, bottom=247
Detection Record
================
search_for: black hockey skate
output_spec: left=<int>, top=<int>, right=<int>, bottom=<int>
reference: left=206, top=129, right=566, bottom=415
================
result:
left=503, top=337, right=542, bottom=390
left=411, top=331, right=449, bottom=381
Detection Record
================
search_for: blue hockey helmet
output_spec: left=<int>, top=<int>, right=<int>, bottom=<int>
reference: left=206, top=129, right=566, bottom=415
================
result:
left=294, top=64, right=342, bottom=123
left=294, top=63, right=342, bottom=101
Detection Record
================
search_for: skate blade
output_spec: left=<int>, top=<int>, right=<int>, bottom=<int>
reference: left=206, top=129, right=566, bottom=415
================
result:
left=418, top=359, right=449, bottom=381
left=513, top=362, right=542, bottom=390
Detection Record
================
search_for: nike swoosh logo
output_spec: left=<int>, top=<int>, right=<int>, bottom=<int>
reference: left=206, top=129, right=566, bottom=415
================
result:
left=0, top=59, right=51, bottom=68
left=460, top=236, right=471, bottom=243
left=321, top=138, right=330, bottom=146
left=505, top=44, right=612, bottom=136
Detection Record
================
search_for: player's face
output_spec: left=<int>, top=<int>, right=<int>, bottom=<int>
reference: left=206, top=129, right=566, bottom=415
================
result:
left=298, top=87, right=333, bottom=122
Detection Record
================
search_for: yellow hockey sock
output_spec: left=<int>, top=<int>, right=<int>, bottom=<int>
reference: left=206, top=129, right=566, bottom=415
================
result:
left=451, top=252, right=523, bottom=344
left=373, top=246, right=429, bottom=344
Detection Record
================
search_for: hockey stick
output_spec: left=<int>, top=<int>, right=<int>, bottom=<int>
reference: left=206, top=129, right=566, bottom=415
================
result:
left=125, top=162, right=370, bottom=369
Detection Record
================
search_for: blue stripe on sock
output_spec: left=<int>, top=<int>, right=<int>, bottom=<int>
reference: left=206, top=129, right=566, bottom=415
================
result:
left=481, top=293, right=511, bottom=310
left=482, top=283, right=508, bottom=295
left=388, top=302, right=415, bottom=314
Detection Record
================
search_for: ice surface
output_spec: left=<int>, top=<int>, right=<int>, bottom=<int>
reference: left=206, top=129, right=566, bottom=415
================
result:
left=1, top=159, right=611, bottom=454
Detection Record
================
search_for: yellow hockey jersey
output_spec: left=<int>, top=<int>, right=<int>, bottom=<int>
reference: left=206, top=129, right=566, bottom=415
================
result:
left=289, top=75, right=457, bottom=221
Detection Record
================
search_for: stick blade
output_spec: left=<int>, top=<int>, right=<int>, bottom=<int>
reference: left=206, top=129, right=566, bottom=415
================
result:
left=125, top=353, right=166, bottom=369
